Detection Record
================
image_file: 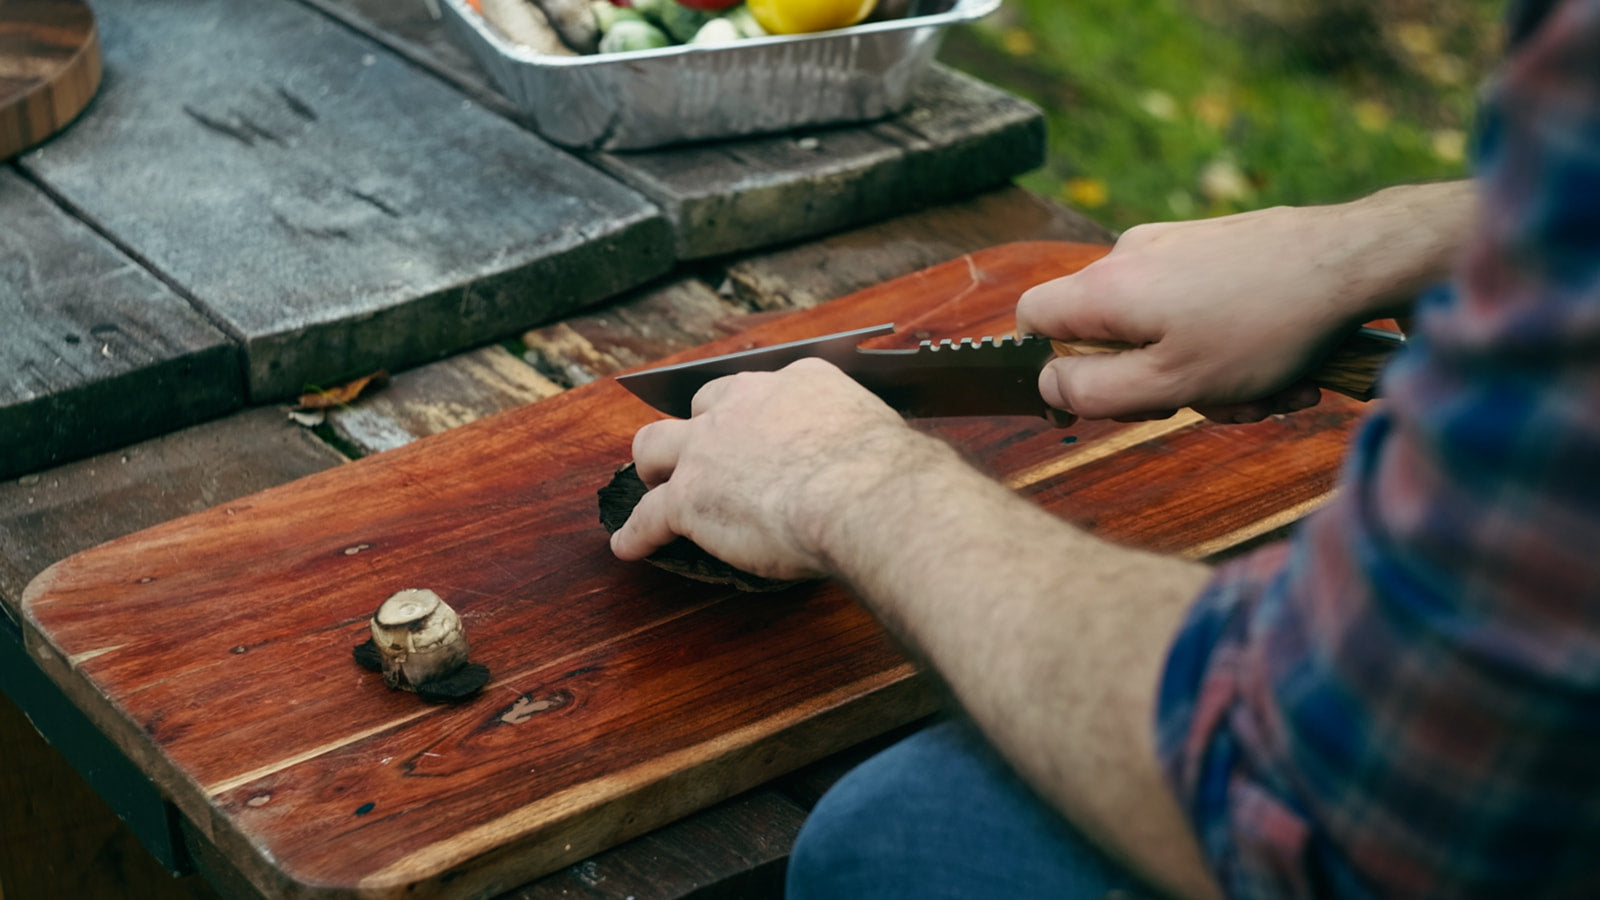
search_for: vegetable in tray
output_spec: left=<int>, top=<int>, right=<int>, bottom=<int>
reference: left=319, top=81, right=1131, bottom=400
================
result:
left=472, top=0, right=909, bottom=55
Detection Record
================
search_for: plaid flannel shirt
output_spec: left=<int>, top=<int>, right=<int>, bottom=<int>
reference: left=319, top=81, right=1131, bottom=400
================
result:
left=1155, top=1, right=1600, bottom=896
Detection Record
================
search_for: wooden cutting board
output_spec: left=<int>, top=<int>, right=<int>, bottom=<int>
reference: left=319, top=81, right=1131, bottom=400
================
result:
left=21, top=242, right=1369, bottom=898
left=0, top=0, right=101, bottom=160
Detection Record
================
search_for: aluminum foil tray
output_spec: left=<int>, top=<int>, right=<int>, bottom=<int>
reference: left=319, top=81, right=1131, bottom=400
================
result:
left=440, top=0, right=1001, bottom=150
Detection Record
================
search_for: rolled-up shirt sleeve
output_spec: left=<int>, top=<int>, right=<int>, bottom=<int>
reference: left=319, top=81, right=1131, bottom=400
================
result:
left=1155, top=3, right=1600, bottom=896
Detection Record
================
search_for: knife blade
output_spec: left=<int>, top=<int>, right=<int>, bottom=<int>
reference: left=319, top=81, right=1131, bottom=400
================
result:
left=616, top=323, right=1405, bottom=420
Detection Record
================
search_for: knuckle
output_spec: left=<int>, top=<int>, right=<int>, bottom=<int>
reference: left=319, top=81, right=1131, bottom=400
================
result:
left=788, top=357, right=836, bottom=376
left=1118, top=221, right=1173, bottom=248
left=632, top=421, right=662, bottom=456
left=1072, top=260, right=1116, bottom=300
left=1018, top=280, right=1070, bottom=331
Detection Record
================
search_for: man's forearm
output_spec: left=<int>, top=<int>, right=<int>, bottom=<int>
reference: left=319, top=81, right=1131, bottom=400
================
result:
left=1330, top=179, right=1478, bottom=322
left=805, top=433, right=1221, bottom=900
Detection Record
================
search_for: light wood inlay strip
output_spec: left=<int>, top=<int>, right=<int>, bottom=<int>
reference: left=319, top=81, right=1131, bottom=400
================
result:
left=1181, top=490, right=1338, bottom=560
left=67, top=644, right=123, bottom=665
left=1005, top=410, right=1206, bottom=491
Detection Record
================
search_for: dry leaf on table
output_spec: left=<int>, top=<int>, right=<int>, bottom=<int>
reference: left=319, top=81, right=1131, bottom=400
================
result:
left=296, top=370, right=390, bottom=411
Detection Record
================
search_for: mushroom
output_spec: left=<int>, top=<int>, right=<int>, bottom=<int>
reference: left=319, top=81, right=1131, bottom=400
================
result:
left=353, top=589, right=490, bottom=702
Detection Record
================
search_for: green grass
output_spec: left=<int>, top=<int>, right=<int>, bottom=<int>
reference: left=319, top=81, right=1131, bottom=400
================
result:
left=941, top=0, right=1501, bottom=230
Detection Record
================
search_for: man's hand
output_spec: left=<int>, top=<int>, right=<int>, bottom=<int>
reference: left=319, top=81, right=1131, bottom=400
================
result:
left=1018, top=208, right=1345, bottom=423
left=1017, top=181, right=1476, bottom=423
left=610, top=357, right=931, bottom=582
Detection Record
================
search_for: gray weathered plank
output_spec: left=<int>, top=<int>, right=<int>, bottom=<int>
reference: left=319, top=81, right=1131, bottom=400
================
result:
left=0, top=406, right=346, bottom=612
left=522, top=278, right=752, bottom=386
left=319, top=278, right=742, bottom=454
left=18, top=0, right=673, bottom=402
left=322, top=345, right=562, bottom=455
left=303, top=0, right=1047, bottom=259
left=502, top=790, right=806, bottom=900
left=0, top=169, right=243, bottom=481
left=589, top=66, right=1048, bottom=260
left=294, top=0, right=520, bottom=119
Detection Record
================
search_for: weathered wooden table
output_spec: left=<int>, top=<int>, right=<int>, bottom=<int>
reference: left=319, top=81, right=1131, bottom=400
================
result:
left=0, top=0, right=1366, bottom=897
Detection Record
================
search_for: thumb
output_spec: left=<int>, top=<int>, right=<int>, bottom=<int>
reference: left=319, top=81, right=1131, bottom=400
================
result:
left=1038, top=351, right=1184, bottom=421
left=610, top=485, right=678, bottom=562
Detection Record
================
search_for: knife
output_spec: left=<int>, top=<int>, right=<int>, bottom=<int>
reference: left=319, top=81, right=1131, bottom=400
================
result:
left=616, top=323, right=1405, bottom=420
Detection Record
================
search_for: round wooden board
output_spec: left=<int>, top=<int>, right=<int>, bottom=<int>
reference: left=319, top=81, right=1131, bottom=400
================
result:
left=1, top=0, right=101, bottom=160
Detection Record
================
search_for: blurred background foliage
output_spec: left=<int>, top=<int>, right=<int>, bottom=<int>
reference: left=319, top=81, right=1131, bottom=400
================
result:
left=941, top=0, right=1505, bottom=231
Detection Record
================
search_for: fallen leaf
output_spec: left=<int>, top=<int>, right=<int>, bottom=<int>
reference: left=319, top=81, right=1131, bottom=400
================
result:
left=1167, top=190, right=1197, bottom=218
left=1431, top=128, right=1467, bottom=163
left=1420, top=54, right=1466, bottom=86
left=296, top=370, right=389, bottom=411
left=1001, top=27, right=1035, bottom=56
left=1199, top=158, right=1252, bottom=204
left=1140, top=90, right=1178, bottom=122
left=1353, top=99, right=1391, bottom=133
left=1063, top=177, right=1109, bottom=209
left=1192, top=92, right=1233, bottom=131
left=1393, top=21, right=1440, bottom=58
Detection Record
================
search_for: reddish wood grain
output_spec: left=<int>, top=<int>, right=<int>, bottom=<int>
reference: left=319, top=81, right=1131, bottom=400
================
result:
left=21, top=242, right=1372, bottom=898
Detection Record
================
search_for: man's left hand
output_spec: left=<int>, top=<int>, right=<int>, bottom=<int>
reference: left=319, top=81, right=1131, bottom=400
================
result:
left=611, top=358, right=924, bottom=581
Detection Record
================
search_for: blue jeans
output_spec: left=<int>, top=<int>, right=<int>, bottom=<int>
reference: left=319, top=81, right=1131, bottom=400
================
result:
left=786, top=720, right=1155, bottom=899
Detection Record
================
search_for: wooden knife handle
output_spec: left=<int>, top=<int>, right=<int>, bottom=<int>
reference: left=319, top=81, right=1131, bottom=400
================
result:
left=1050, top=325, right=1404, bottom=403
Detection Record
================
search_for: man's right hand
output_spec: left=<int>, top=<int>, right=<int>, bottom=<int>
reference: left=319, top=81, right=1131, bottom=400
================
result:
left=1016, top=181, right=1477, bottom=424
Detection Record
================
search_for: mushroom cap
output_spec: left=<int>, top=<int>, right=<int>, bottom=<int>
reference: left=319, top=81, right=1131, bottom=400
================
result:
left=375, top=588, right=443, bottom=628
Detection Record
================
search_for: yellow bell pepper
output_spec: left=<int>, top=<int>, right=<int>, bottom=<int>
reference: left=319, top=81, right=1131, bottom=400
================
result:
left=745, top=0, right=878, bottom=34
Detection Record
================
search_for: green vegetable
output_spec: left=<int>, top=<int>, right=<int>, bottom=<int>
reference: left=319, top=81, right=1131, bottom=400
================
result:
left=592, top=1, right=647, bottom=33
left=597, top=17, right=673, bottom=51
left=591, top=0, right=621, bottom=33
left=651, top=1, right=712, bottom=42
left=628, top=0, right=668, bottom=22
left=722, top=4, right=766, bottom=37
left=593, top=0, right=762, bottom=52
left=690, top=16, right=741, bottom=43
